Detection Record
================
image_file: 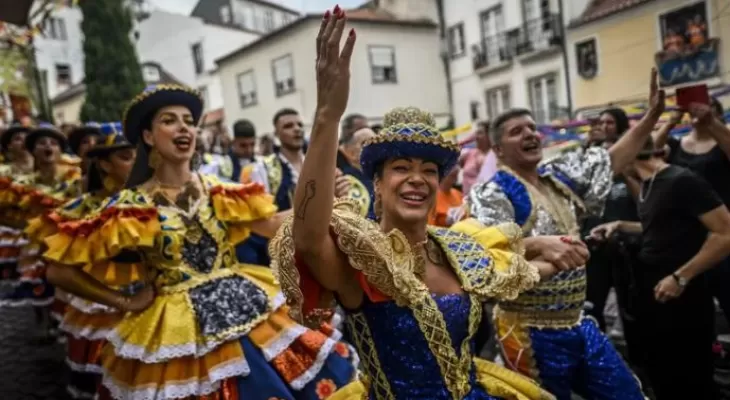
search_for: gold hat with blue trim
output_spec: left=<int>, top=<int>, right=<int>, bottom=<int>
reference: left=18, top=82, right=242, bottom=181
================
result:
left=123, top=84, right=203, bottom=146
left=359, top=107, right=460, bottom=179
left=86, top=122, right=133, bottom=158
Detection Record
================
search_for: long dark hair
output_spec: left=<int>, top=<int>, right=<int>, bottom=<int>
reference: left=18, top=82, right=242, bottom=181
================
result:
left=125, top=141, right=154, bottom=189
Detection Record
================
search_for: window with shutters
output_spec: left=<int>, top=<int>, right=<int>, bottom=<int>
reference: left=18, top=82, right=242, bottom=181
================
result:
left=448, top=23, right=466, bottom=58
left=237, top=70, right=257, bottom=108
left=271, top=55, right=295, bottom=97
left=485, top=86, right=510, bottom=119
left=368, top=45, right=397, bottom=84
left=528, top=73, right=558, bottom=124
left=263, top=10, right=275, bottom=32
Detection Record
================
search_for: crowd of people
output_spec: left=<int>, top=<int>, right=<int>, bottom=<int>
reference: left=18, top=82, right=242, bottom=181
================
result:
left=0, top=7, right=730, bottom=400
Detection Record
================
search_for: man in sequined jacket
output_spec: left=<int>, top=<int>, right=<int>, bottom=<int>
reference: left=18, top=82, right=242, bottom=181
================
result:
left=465, top=69, right=665, bottom=400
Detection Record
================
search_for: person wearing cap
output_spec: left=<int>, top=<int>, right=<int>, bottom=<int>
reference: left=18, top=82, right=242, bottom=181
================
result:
left=39, top=84, right=357, bottom=399
left=67, top=123, right=101, bottom=175
left=42, top=122, right=140, bottom=399
left=0, top=123, right=82, bottom=341
left=272, top=11, right=555, bottom=399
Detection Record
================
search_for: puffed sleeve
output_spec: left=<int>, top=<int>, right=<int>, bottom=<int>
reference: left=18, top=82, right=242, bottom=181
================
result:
left=448, top=219, right=539, bottom=302
left=42, top=190, right=160, bottom=266
left=540, top=146, right=612, bottom=216
left=207, top=176, right=278, bottom=244
left=467, top=181, right=517, bottom=226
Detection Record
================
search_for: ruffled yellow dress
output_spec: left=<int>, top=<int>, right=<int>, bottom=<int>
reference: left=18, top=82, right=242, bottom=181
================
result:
left=0, top=168, right=81, bottom=308
left=270, top=200, right=556, bottom=400
left=41, top=175, right=357, bottom=400
left=28, top=190, right=146, bottom=398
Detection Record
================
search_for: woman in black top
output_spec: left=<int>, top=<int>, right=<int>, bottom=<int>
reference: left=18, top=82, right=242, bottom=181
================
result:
left=582, top=108, right=642, bottom=333
left=653, top=98, right=730, bottom=326
left=590, top=138, right=730, bottom=400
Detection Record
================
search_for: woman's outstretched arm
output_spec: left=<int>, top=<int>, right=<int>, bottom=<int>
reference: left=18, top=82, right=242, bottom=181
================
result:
left=291, top=8, right=357, bottom=293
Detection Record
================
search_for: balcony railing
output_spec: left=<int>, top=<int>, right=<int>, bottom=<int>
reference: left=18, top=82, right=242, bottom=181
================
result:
left=472, top=14, right=563, bottom=71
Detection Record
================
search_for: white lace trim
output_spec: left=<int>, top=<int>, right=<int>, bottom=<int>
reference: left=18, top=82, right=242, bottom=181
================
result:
left=61, top=320, right=111, bottom=340
left=67, top=384, right=96, bottom=399
left=0, top=226, right=21, bottom=234
left=66, top=357, right=104, bottom=374
left=51, top=310, right=65, bottom=323
left=18, top=260, right=43, bottom=272
left=289, top=336, right=338, bottom=390
left=18, top=277, right=43, bottom=284
left=259, top=324, right=307, bottom=361
left=101, top=357, right=249, bottom=400
left=69, top=296, right=118, bottom=314
left=107, top=292, right=287, bottom=363
left=0, top=297, right=54, bottom=307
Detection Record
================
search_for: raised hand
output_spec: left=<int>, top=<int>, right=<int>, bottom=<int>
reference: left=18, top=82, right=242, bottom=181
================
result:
left=648, top=67, right=666, bottom=116
left=315, top=5, right=356, bottom=122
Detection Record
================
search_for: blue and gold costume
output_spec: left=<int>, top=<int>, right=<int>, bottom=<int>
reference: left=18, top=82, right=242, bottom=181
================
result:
left=271, top=108, right=554, bottom=400
left=0, top=124, right=82, bottom=309
left=39, top=84, right=357, bottom=400
left=466, top=147, right=644, bottom=400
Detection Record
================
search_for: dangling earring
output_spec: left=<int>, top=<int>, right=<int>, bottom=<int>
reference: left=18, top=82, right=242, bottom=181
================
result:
left=373, top=193, right=382, bottom=221
left=148, top=148, right=161, bottom=169
left=102, top=175, right=120, bottom=193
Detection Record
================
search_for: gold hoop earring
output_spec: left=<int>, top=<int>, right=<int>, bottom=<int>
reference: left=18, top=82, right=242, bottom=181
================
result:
left=102, top=175, right=120, bottom=192
left=148, top=148, right=161, bottom=170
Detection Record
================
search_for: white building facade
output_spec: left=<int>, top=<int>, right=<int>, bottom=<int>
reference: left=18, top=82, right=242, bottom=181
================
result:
left=134, top=10, right=259, bottom=111
left=216, top=9, right=450, bottom=137
left=444, top=0, right=578, bottom=126
left=34, top=6, right=85, bottom=100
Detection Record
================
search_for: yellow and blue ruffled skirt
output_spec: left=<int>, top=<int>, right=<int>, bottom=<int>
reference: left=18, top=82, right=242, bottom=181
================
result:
left=97, top=264, right=358, bottom=400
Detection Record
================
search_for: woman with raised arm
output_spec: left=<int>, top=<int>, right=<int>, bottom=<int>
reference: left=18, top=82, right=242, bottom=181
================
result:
left=271, top=8, right=557, bottom=399
left=39, top=84, right=357, bottom=399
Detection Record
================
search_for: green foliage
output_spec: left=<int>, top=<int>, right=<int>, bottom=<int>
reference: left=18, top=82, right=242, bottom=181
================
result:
left=79, top=0, right=144, bottom=122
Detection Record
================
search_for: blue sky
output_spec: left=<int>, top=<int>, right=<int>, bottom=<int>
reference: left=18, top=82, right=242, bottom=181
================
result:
left=150, top=0, right=366, bottom=14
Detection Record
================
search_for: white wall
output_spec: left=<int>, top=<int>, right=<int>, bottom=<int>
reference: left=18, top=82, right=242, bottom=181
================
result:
left=217, top=18, right=449, bottom=137
left=135, top=11, right=259, bottom=111
left=444, top=0, right=569, bottom=126
left=231, top=0, right=297, bottom=33
left=34, top=6, right=85, bottom=99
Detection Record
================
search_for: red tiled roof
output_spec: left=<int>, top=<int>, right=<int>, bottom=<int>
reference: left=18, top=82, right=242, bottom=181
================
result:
left=571, top=0, right=656, bottom=27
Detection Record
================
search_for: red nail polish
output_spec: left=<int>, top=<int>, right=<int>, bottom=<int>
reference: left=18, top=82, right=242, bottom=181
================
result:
left=324, top=10, right=330, bottom=19
left=333, top=5, right=341, bottom=14
left=338, top=10, right=346, bottom=19
left=349, top=28, right=355, bottom=37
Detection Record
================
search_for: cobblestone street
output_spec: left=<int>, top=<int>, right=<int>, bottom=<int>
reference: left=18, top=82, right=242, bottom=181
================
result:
left=0, top=307, right=68, bottom=400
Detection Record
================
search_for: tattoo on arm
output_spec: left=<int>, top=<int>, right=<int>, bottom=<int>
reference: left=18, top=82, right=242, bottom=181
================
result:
left=296, top=180, right=317, bottom=220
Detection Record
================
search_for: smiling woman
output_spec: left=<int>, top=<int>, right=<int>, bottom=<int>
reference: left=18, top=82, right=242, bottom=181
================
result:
left=270, top=8, right=556, bottom=400
left=37, top=84, right=358, bottom=399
